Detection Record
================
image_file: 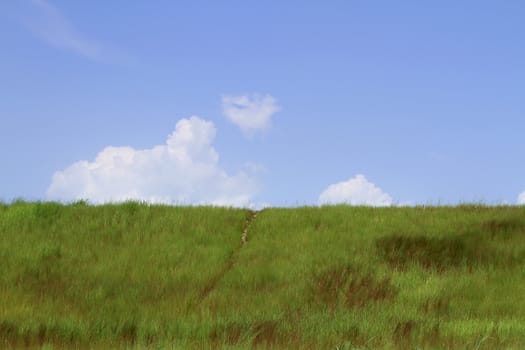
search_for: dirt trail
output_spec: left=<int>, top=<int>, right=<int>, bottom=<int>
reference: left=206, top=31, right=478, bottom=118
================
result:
left=241, top=210, right=258, bottom=245
left=198, top=210, right=260, bottom=303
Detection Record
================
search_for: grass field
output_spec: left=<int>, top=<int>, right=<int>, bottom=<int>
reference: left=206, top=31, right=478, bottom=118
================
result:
left=1, top=201, right=525, bottom=349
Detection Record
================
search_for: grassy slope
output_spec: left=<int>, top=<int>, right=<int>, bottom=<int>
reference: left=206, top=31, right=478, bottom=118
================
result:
left=1, top=202, right=525, bottom=349
left=0, top=201, right=247, bottom=349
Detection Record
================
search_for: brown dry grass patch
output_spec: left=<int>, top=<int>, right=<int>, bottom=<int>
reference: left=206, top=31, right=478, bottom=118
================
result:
left=311, top=265, right=396, bottom=309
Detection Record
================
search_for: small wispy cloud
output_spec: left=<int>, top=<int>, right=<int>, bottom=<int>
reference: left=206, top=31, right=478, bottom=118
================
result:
left=222, top=94, right=280, bottom=134
left=21, top=0, right=129, bottom=63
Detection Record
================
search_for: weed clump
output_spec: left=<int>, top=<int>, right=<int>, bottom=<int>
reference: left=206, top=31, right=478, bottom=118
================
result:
left=393, top=320, right=445, bottom=348
left=0, top=320, right=17, bottom=346
left=481, top=218, right=525, bottom=239
left=33, top=202, right=63, bottom=221
left=311, top=265, right=396, bottom=309
left=209, top=323, right=246, bottom=345
left=421, top=295, right=450, bottom=317
left=393, top=320, right=418, bottom=342
left=211, top=320, right=290, bottom=348
left=118, top=321, right=138, bottom=345
left=0, top=320, right=81, bottom=348
left=18, top=244, right=66, bottom=297
left=375, top=235, right=479, bottom=271
left=252, top=320, right=280, bottom=347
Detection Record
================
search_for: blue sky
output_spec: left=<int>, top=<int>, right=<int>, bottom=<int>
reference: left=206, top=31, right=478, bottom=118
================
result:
left=1, top=0, right=524, bottom=207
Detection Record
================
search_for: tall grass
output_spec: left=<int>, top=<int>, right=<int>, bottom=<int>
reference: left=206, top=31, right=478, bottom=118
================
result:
left=1, top=202, right=525, bottom=348
left=0, top=201, right=247, bottom=348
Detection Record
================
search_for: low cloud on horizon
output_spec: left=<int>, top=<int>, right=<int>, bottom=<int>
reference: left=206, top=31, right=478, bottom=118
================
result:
left=319, top=174, right=393, bottom=207
left=518, top=191, right=525, bottom=205
left=47, top=116, right=259, bottom=207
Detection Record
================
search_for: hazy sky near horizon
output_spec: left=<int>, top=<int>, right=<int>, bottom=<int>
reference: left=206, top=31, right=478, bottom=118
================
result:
left=1, top=0, right=524, bottom=207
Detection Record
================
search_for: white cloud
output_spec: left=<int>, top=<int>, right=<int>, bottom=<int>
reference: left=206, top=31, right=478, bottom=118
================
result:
left=395, top=200, right=415, bottom=207
left=222, top=94, right=280, bottom=133
left=319, top=174, right=393, bottom=206
left=518, top=191, right=525, bottom=205
left=22, top=0, right=128, bottom=63
left=47, top=116, right=258, bottom=207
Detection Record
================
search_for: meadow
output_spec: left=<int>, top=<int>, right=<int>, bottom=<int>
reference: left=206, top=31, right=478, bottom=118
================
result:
left=1, top=201, right=525, bottom=349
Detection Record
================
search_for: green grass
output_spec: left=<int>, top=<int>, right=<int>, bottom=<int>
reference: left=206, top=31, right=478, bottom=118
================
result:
left=1, top=201, right=525, bottom=349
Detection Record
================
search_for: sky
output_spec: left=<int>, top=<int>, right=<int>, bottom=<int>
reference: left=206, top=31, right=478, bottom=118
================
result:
left=1, top=0, right=524, bottom=207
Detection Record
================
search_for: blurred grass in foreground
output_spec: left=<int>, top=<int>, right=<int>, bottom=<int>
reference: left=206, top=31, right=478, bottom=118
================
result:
left=1, top=201, right=525, bottom=349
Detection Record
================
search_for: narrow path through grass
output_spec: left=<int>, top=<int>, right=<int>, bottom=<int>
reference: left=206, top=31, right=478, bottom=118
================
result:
left=241, top=210, right=259, bottom=245
left=198, top=210, right=260, bottom=303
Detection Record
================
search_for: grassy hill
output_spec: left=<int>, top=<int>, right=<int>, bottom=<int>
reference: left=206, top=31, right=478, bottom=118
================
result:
left=1, top=201, right=525, bottom=349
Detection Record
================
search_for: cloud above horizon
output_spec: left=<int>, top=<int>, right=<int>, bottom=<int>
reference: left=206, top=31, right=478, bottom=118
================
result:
left=21, top=0, right=128, bottom=63
left=518, top=191, right=525, bottom=205
left=47, top=116, right=258, bottom=206
left=222, top=94, right=280, bottom=133
left=319, top=174, right=393, bottom=206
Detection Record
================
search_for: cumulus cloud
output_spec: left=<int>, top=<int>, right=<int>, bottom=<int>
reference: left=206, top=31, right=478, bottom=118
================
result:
left=20, top=0, right=129, bottom=63
left=319, top=174, right=393, bottom=206
left=222, top=94, right=280, bottom=133
left=518, top=191, right=525, bottom=205
left=47, top=116, right=258, bottom=207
